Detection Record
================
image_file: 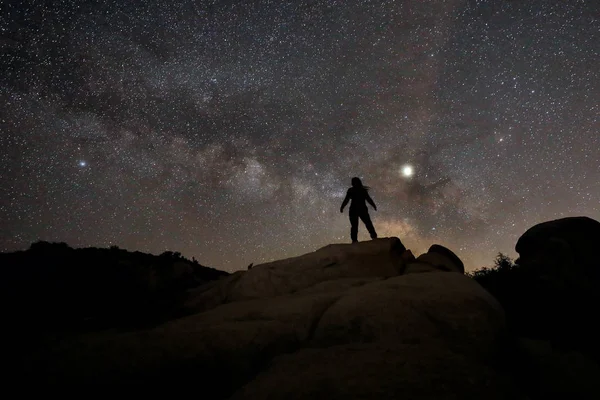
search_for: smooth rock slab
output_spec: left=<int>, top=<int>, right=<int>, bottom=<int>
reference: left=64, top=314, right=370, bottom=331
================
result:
left=185, top=238, right=406, bottom=312
left=231, top=343, right=523, bottom=400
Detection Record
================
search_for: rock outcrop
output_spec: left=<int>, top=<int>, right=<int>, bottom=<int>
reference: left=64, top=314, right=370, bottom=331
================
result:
left=515, top=217, right=600, bottom=366
left=12, top=238, right=520, bottom=399
left=515, top=216, right=600, bottom=273
left=403, top=244, right=465, bottom=274
left=465, top=216, right=600, bottom=400
left=184, top=237, right=407, bottom=312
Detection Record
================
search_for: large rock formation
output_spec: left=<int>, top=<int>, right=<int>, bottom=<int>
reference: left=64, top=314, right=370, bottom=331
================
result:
left=12, top=237, right=521, bottom=399
left=512, top=217, right=600, bottom=349
left=469, top=216, right=600, bottom=400
left=515, top=216, right=600, bottom=274
left=184, top=237, right=407, bottom=312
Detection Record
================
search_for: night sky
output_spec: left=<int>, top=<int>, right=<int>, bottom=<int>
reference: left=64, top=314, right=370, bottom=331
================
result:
left=1, top=0, right=598, bottom=272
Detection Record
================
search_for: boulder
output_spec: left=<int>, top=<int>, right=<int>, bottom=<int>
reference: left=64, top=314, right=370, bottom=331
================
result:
left=231, top=343, right=519, bottom=400
left=14, top=238, right=520, bottom=399
left=510, top=216, right=600, bottom=362
left=226, top=237, right=407, bottom=300
left=515, top=216, right=600, bottom=273
left=404, top=244, right=465, bottom=274
left=310, top=272, right=503, bottom=358
left=506, top=337, right=600, bottom=399
left=185, top=239, right=467, bottom=314
left=184, top=237, right=407, bottom=312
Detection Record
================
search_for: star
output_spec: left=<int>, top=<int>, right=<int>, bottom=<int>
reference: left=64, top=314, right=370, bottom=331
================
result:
left=401, top=165, right=414, bottom=178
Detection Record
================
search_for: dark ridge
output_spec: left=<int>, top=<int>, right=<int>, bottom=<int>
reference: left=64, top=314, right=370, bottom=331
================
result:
left=0, top=241, right=229, bottom=334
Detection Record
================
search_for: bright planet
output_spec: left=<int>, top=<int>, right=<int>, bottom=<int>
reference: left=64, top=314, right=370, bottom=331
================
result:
left=401, top=165, right=414, bottom=178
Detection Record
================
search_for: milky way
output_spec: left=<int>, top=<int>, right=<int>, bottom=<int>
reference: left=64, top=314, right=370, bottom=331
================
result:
left=1, top=1, right=598, bottom=271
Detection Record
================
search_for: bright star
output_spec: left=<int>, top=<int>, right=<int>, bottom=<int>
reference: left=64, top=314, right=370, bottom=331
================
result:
left=401, top=165, right=414, bottom=178
left=79, top=160, right=87, bottom=167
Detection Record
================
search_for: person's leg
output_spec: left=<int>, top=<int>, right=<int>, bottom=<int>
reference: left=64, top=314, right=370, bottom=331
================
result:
left=360, top=211, right=378, bottom=239
left=349, top=212, right=359, bottom=242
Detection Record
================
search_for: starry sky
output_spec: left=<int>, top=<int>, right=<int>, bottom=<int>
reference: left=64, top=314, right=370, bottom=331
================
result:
left=1, top=0, right=598, bottom=272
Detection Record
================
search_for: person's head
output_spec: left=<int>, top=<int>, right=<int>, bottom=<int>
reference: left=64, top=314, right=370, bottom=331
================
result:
left=351, top=177, right=362, bottom=188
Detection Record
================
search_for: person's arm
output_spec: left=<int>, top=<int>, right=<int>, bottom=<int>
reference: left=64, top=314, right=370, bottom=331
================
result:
left=340, top=189, right=351, bottom=213
left=366, top=192, right=377, bottom=211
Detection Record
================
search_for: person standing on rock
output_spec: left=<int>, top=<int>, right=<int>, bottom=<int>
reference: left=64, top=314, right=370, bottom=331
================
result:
left=340, top=177, right=378, bottom=243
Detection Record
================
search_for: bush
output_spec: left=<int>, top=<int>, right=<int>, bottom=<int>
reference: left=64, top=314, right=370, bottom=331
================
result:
left=468, top=252, right=515, bottom=280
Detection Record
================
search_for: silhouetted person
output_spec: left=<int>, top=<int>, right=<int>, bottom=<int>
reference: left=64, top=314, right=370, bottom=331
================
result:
left=340, top=177, right=378, bottom=243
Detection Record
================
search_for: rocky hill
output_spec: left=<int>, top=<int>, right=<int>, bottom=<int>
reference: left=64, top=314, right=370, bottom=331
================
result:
left=0, top=241, right=228, bottom=331
left=5, top=216, right=600, bottom=399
